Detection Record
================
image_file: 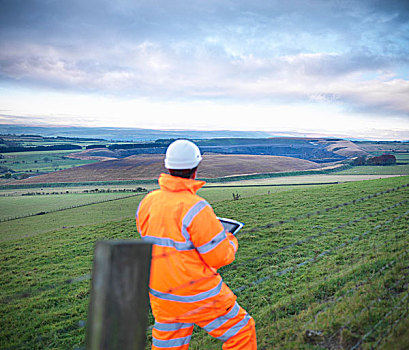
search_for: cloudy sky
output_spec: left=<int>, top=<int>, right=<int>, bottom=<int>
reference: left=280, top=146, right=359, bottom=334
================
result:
left=0, top=0, right=408, bottom=140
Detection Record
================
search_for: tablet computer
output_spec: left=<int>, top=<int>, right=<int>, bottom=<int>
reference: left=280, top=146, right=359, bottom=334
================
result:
left=217, top=217, right=244, bottom=235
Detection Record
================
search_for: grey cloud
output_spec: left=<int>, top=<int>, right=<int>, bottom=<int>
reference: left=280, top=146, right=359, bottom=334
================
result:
left=1, top=39, right=407, bottom=115
left=1, top=0, right=408, bottom=119
left=1, top=0, right=408, bottom=62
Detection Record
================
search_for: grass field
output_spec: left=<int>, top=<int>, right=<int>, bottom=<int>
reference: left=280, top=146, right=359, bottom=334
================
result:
left=0, top=183, right=326, bottom=242
left=0, top=150, right=98, bottom=177
left=0, top=194, right=145, bottom=242
left=2, top=138, right=407, bottom=183
left=335, top=164, right=409, bottom=175
left=0, top=192, right=142, bottom=221
left=357, top=142, right=409, bottom=155
left=203, top=174, right=402, bottom=186
left=395, top=153, right=409, bottom=164
left=1, top=175, right=409, bottom=349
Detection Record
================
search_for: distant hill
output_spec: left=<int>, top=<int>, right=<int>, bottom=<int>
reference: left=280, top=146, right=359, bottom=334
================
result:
left=318, top=140, right=368, bottom=157
left=0, top=124, right=275, bottom=141
left=67, top=137, right=361, bottom=163
left=14, top=154, right=325, bottom=184
left=0, top=124, right=370, bottom=163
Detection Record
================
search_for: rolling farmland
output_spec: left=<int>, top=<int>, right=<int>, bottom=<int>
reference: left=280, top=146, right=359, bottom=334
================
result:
left=12, top=154, right=326, bottom=184
left=1, top=176, right=408, bottom=349
left=1, top=134, right=409, bottom=349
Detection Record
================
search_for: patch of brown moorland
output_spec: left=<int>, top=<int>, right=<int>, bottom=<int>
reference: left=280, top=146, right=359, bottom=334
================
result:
left=13, top=154, right=325, bottom=184
left=66, top=148, right=118, bottom=161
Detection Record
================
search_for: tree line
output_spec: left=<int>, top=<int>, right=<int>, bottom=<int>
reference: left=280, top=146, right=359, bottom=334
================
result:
left=0, top=144, right=82, bottom=153
left=352, top=154, right=397, bottom=166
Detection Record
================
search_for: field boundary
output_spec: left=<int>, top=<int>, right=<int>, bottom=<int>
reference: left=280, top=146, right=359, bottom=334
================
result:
left=0, top=192, right=146, bottom=223
left=0, top=179, right=159, bottom=190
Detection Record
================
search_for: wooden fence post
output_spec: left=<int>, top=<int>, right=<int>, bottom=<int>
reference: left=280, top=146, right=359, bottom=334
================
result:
left=86, top=240, right=152, bottom=350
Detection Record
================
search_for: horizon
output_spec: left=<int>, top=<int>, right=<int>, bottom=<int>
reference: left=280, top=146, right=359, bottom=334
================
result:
left=0, top=123, right=408, bottom=142
left=1, top=0, right=408, bottom=140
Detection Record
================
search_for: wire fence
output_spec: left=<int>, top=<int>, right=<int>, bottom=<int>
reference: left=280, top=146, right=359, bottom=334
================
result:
left=54, top=182, right=409, bottom=348
left=350, top=292, right=409, bottom=350
left=373, top=302, right=409, bottom=349
left=227, top=199, right=409, bottom=273
left=0, top=192, right=145, bottom=223
left=303, top=245, right=409, bottom=331
left=5, top=182, right=406, bottom=303
left=233, top=208, right=408, bottom=294
left=20, top=186, right=409, bottom=293
left=316, top=246, right=408, bottom=347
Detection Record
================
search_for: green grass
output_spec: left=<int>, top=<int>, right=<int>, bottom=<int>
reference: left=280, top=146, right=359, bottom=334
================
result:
left=0, top=182, right=348, bottom=242
left=0, top=176, right=408, bottom=349
left=396, top=153, right=409, bottom=163
left=0, top=192, right=141, bottom=221
left=0, top=150, right=98, bottom=176
left=0, top=186, right=282, bottom=241
left=0, top=195, right=145, bottom=242
left=198, top=184, right=326, bottom=202
left=336, top=164, right=409, bottom=175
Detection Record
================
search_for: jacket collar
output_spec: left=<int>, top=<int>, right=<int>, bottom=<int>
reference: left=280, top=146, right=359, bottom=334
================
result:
left=158, top=173, right=206, bottom=194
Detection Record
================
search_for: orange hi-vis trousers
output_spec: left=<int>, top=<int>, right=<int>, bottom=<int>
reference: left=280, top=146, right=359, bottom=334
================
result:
left=151, top=302, right=257, bottom=349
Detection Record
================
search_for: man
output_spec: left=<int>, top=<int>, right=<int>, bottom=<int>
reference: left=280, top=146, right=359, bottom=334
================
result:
left=136, top=139, right=257, bottom=350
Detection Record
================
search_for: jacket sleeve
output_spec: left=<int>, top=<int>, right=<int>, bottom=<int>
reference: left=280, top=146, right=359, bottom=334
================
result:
left=188, top=202, right=238, bottom=270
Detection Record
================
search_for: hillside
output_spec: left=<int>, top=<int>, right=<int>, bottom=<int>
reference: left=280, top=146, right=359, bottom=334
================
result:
left=1, top=176, right=408, bottom=349
left=318, top=139, right=369, bottom=157
left=13, top=154, right=324, bottom=184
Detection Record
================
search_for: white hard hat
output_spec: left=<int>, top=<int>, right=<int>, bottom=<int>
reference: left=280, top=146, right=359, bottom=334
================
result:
left=164, top=139, right=202, bottom=169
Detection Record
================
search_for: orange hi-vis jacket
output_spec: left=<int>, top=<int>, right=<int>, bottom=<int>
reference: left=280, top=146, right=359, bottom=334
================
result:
left=136, top=173, right=239, bottom=323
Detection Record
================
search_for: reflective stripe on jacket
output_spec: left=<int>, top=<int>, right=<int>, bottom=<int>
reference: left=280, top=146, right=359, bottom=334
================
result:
left=136, top=173, right=239, bottom=323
